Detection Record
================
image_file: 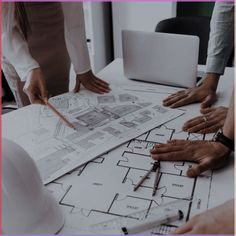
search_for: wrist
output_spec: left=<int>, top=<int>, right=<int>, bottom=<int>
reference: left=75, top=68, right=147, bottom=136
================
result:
left=213, top=141, right=232, bottom=156
left=77, top=70, right=92, bottom=79
left=30, top=67, right=41, bottom=75
left=76, top=70, right=92, bottom=83
left=222, top=128, right=234, bottom=144
left=202, top=73, right=220, bottom=91
left=213, top=130, right=234, bottom=152
left=209, top=140, right=232, bottom=162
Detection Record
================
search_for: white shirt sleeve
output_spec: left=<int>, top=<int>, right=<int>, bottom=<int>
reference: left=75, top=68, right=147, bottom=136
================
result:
left=2, top=3, right=40, bottom=81
left=62, top=3, right=91, bottom=75
left=206, top=2, right=234, bottom=75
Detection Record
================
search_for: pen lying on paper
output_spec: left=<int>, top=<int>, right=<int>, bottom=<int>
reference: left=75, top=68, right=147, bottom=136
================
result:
left=39, top=96, right=76, bottom=130
left=121, top=208, right=184, bottom=235
left=133, top=161, right=160, bottom=197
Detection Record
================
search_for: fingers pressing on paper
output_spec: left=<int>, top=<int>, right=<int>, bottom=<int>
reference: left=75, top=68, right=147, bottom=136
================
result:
left=75, top=70, right=111, bottom=94
left=162, top=83, right=217, bottom=109
left=182, top=106, right=228, bottom=134
left=150, top=140, right=230, bottom=178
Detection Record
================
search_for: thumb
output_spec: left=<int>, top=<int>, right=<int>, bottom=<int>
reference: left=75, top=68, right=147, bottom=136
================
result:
left=39, top=82, right=48, bottom=100
left=187, top=160, right=212, bottom=178
left=201, top=94, right=217, bottom=109
left=74, top=80, right=81, bottom=93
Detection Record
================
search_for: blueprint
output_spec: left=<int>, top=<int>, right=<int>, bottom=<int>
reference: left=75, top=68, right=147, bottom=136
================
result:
left=2, top=83, right=233, bottom=234
left=2, top=86, right=183, bottom=184
left=44, top=84, right=234, bottom=234
left=47, top=125, right=213, bottom=234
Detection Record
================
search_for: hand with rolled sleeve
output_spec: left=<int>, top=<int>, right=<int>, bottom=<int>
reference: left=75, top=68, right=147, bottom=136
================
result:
left=74, top=70, right=110, bottom=94
left=163, top=2, right=234, bottom=109
left=171, top=199, right=234, bottom=234
left=163, top=73, right=219, bottom=108
left=62, top=3, right=111, bottom=95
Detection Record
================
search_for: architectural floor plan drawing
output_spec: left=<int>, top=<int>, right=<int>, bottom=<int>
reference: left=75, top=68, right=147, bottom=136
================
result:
left=38, top=84, right=215, bottom=234
left=43, top=84, right=233, bottom=234
left=3, top=82, right=233, bottom=234
left=47, top=122, right=213, bottom=234
left=2, top=86, right=183, bottom=184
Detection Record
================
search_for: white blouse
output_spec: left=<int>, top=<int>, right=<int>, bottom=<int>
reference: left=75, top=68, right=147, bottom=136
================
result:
left=2, top=3, right=91, bottom=81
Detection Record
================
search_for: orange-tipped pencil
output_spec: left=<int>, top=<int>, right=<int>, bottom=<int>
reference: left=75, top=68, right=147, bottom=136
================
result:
left=40, top=96, right=76, bottom=130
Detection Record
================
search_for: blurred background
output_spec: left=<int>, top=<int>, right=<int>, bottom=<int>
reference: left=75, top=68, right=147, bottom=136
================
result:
left=2, top=2, right=216, bottom=111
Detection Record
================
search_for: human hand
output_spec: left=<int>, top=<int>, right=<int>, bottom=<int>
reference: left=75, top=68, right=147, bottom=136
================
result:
left=182, top=106, right=228, bottom=134
left=23, top=68, right=48, bottom=105
left=74, top=70, right=111, bottom=94
left=171, top=199, right=234, bottom=234
left=150, top=140, right=231, bottom=177
left=162, top=73, right=219, bottom=108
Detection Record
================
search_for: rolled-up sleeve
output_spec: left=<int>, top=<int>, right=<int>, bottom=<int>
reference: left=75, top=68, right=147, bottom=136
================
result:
left=2, top=3, right=40, bottom=81
left=206, top=2, right=234, bottom=75
left=62, top=3, right=91, bottom=75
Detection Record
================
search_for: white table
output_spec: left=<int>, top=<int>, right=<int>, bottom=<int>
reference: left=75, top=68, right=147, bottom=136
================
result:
left=2, top=59, right=234, bottom=234
left=98, top=59, right=234, bottom=108
left=62, top=59, right=234, bottom=233
left=97, top=58, right=235, bottom=209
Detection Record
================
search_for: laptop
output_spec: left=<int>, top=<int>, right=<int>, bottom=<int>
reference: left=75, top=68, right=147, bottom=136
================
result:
left=122, top=30, right=200, bottom=88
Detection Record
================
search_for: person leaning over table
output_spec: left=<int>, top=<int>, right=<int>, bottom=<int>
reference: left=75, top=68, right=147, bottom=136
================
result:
left=163, top=2, right=234, bottom=134
left=2, top=2, right=110, bottom=107
left=150, top=90, right=234, bottom=234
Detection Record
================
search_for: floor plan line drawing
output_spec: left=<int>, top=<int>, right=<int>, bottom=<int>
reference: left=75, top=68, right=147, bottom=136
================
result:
left=44, top=83, right=216, bottom=234
left=45, top=117, right=214, bottom=234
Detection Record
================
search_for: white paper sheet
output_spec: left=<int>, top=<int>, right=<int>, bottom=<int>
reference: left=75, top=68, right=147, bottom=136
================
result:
left=2, top=86, right=183, bottom=184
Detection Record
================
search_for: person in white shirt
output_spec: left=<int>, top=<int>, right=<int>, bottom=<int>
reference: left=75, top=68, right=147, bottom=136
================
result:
left=2, top=3, right=111, bottom=107
left=162, top=2, right=234, bottom=134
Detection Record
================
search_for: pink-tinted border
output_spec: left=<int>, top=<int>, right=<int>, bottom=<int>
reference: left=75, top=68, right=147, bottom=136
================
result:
left=0, top=234, right=234, bottom=236
left=0, top=0, right=234, bottom=235
left=1, top=0, right=235, bottom=2
left=0, top=0, right=2, bottom=234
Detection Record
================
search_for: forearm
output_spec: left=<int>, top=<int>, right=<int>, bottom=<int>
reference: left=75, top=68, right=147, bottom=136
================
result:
left=202, top=73, right=220, bottom=92
left=222, top=91, right=234, bottom=140
left=206, top=2, right=234, bottom=75
left=62, top=3, right=91, bottom=75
